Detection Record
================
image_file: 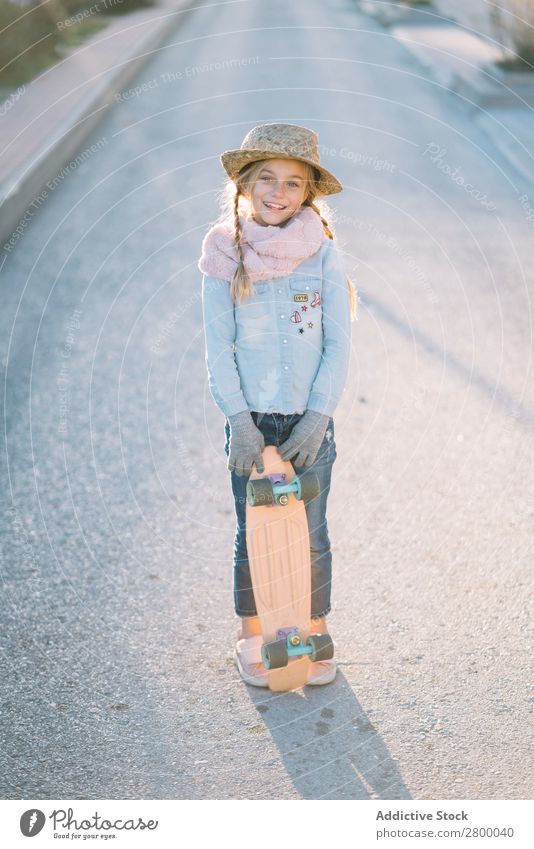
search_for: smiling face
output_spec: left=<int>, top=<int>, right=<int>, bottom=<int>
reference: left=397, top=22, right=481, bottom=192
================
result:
left=248, top=158, right=310, bottom=226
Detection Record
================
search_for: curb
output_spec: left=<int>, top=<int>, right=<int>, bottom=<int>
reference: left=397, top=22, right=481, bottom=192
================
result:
left=359, top=0, right=441, bottom=27
left=451, top=64, right=534, bottom=110
left=0, top=0, right=195, bottom=249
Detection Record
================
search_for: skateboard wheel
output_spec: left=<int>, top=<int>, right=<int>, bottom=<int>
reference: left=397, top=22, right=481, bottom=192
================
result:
left=246, top=478, right=274, bottom=507
left=306, top=634, right=334, bottom=662
left=294, top=470, right=320, bottom=501
left=261, top=639, right=289, bottom=670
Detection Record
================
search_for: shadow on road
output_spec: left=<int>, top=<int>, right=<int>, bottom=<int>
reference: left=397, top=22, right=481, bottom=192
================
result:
left=363, top=291, right=534, bottom=432
left=246, top=672, right=411, bottom=800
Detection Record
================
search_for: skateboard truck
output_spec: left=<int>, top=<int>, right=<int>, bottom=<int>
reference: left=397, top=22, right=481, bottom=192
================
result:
left=266, top=473, right=290, bottom=506
left=260, top=627, right=334, bottom=670
left=247, top=470, right=320, bottom=507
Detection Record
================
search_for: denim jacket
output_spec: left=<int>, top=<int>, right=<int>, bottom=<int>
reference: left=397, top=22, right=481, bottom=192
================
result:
left=201, top=237, right=352, bottom=417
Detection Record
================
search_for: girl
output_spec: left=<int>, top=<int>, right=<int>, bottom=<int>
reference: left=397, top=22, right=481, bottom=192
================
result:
left=199, top=123, right=356, bottom=687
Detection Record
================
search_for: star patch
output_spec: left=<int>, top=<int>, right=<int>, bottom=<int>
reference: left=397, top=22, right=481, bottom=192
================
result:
left=298, top=327, right=304, bottom=334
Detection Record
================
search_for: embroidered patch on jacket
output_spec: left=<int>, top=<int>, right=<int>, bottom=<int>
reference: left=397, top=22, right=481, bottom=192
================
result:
left=293, top=293, right=308, bottom=302
left=311, top=291, right=321, bottom=308
left=290, top=311, right=302, bottom=323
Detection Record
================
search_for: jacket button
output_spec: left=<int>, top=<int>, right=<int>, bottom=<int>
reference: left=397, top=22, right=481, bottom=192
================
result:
left=280, top=314, right=285, bottom=319
left=283, top=365, right=289, bottom=371
left=278, top=289, right=283, bottom=294
left=282, top=339, right=288, bottom=344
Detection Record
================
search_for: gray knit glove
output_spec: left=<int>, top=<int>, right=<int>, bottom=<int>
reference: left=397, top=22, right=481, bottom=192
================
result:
left=278, top=410, right=330, bottom=467
left=227, top=411, right=265, bottom=476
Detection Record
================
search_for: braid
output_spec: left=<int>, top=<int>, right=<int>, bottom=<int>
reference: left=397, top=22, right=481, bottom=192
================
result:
left=305, top=199, right=334, bottom=240
left=231, top=189, right=247, bottom=303
left=304, top=198, right=358, bottom=321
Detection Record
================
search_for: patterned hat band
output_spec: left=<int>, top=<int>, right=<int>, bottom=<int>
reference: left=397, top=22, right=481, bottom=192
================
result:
left=220, top=123, right=343, bottom=197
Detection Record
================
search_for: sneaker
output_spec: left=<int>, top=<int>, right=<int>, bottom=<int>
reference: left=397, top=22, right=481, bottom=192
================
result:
left=234, top=632, right=269, bottom=687
left=306, top=658, right=337, bottom=686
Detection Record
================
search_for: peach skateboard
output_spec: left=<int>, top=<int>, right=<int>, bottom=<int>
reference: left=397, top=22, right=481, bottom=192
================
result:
left=245, top=446, right=334, bottom=691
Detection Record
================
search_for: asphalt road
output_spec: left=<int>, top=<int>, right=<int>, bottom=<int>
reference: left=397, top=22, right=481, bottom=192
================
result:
left=1, top=0, right=532, bottom=800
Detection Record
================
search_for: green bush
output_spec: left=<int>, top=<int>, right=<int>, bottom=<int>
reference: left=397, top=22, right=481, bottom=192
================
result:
left=0, top=1, right=61, bottom=81
left=492, top=0, right=534, bottom=69
left=0, top=0, right=155, bottom=85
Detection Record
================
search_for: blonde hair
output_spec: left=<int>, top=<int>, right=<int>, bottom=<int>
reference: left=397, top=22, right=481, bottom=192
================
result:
left=214, top=159, right=357, bottom=320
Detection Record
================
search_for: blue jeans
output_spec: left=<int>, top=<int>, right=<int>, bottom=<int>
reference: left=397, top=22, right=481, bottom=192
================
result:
left=223, top=411, right=337, bottom=620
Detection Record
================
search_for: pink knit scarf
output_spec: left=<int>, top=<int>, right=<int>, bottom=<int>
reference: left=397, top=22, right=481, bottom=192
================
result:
left=198, top=204, right=326, bottom=283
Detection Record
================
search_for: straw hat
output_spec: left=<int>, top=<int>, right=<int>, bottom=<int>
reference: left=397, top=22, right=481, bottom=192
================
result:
left=220, top=123, right=343, bottom=196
